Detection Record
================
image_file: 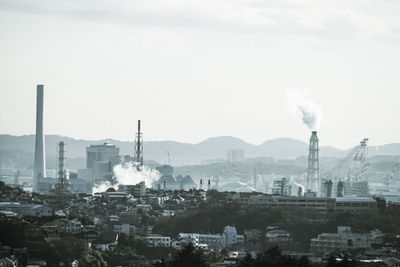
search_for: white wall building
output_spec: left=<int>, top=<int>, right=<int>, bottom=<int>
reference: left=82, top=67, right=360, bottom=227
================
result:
left=145, top=235, right=171, bottom=247
left=311, top=226, right=384, bottom=252
left=179, top=226, right=244, bottom=250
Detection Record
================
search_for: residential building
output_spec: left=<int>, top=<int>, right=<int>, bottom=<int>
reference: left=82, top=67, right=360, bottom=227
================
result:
left=56, top=219, right=82, bottom=233
left=145, top=235, right=171, bottom=247
left=265, top=229, right=292, bottom=243
left=179, top=226, right=244, bottom=249
left=113, top=224, right=136, bottom=236
left=118, top=182, right=146, bottom=197
left=0, top=202, right=52, bottom=217
left=93, top=231, right=119, bottom=252
left=311, top=226, right=384, bottom=252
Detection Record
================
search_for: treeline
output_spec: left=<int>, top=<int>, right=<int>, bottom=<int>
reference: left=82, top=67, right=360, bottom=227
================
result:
left=154, top=244, right=362, bottom=267
left=153, top=197, right=400, bottom=248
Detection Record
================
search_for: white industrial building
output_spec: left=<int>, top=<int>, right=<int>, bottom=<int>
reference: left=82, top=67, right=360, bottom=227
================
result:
left=79, top=142, right=120, bottom=184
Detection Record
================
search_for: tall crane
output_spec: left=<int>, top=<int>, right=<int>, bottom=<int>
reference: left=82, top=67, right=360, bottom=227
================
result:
left=328, top=138, right=369, bottom=181
left=385, top=163, right=399, bottom=188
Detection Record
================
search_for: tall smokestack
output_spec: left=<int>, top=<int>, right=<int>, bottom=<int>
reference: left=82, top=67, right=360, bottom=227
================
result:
left=306, top=131, right=319, bottom=195
left=33, top=85, right=46, bottom=192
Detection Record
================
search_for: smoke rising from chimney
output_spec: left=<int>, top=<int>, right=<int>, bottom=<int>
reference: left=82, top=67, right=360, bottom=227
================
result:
left=286, top=88, right=322, bottom=130
left=93, top=163, right=160, bottom=193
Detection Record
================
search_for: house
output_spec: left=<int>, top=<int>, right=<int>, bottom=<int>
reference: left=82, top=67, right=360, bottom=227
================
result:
left=93, top=231, right=118, bottom=251
left=113, top=224, right=136, bottom=236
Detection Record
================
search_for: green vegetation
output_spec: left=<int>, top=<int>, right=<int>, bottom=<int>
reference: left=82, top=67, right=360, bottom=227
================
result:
left=238, top=246, right=311, bottom=267
left=153, top=243, right=207, bottom=267
left=153, top=197, right=400, bottom=249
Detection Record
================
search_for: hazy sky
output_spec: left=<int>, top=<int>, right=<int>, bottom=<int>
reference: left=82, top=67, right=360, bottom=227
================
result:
left=0, top=0, right=399, bottom=149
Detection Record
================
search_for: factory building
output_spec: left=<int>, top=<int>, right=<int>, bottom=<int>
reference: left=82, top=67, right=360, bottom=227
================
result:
left=175, top=175, right=197, bottom=190
left=86, top=142, right=120, bottom=169
left=78, top=142, right=120, bottom=184
left=335, top=197, right=377, bottom=212
left=272, top=178, right=291, bottom=196
left=229, top=192, right=377, bottom=212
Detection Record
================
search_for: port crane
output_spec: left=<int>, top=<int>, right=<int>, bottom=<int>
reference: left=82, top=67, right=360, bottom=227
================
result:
left=385, top=163, right=399, bottom=188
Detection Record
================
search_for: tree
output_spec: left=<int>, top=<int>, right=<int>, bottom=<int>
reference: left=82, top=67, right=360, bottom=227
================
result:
left=81, top=251, right=108, bottom=267
left=168, top=243, right=207, bottom=267
left=50, top=236, right=88, bottom=264
left=238, top=246, right=312, bottom=267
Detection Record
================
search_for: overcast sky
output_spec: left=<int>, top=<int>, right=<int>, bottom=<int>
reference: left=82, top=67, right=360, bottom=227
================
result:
left=0, top=0, right=399, bottom=149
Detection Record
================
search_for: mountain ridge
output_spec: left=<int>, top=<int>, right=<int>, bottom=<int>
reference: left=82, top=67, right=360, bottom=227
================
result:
left=1, top=134, right=400, bottom=165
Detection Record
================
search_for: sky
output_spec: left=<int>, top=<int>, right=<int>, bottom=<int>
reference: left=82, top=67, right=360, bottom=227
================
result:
left=0, top=0, right=399, bottom=149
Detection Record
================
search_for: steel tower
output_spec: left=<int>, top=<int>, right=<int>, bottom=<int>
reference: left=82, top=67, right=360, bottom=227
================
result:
left=134, top=120, right=143, bottom=167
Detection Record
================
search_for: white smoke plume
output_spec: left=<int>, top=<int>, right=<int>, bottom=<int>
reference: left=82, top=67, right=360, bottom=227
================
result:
left=114, top=162, right=160, bottom=187
left=93, top=181, right=116, bottom=194
left=286, top=88, right=322, bottom=130
left=92, top=163, right=161, bottom=194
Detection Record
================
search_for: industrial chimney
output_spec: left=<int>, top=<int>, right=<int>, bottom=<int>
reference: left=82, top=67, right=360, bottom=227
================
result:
left=33, top=85, right=46, bottom=193
left=306, top=131, right=320, bottom=195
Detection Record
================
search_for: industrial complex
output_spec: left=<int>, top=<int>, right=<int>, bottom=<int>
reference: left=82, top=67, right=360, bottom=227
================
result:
left=26, top=84, right=383, bottom=209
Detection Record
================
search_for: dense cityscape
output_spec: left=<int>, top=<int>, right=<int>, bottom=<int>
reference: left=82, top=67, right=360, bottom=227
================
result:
left=1, top=1, right=400, bottom=266
left=1, top=85, right=400, bottom=266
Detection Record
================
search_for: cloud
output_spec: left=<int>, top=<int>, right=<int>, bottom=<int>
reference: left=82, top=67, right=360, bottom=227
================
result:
left=0, top=0, right=399, bottom=40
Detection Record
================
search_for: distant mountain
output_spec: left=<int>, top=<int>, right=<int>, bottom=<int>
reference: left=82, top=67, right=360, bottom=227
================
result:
left=1, top=134, right=400, bottom=166
left=258, top=138, right=308, bottom=158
